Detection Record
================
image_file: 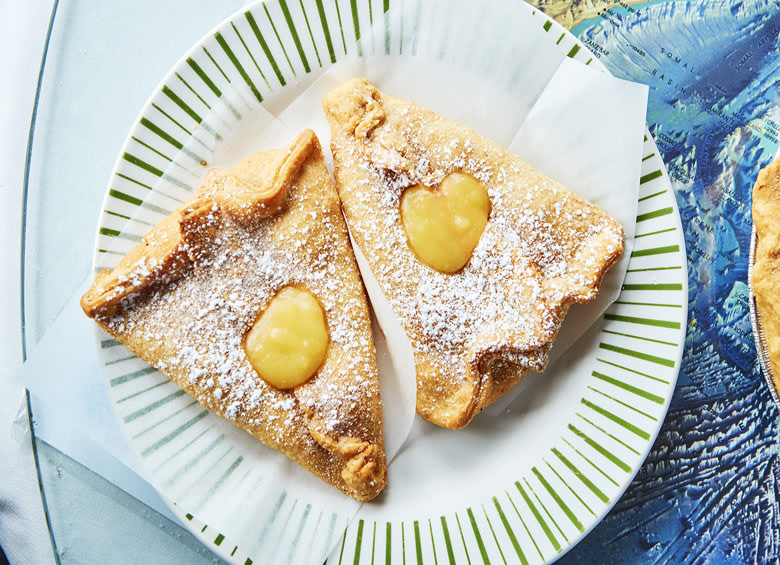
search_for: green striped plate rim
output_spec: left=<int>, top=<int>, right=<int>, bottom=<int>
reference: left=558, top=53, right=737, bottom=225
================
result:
left=90, top=0, right=686, bottom=563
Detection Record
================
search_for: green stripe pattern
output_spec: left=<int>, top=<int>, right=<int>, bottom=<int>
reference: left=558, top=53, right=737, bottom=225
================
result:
left=94, top=1, right=684, bottom=563
left=335, top=108, right=683, bottom=565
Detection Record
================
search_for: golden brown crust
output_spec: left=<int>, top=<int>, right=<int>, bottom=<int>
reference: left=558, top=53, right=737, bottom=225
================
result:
left=80, top=134, right=315, bottom=319
left=82, top=130, right=386, bottom=501
left=324, top=78, right=624, bottom=429
left=752, top=156, right=780, bottom=389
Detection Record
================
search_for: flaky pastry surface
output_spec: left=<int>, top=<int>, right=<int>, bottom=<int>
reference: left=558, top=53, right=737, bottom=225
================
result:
left=752, top=156, right=780, bottom=392
left=323, top=78, right=625, bottom=429
left=82, top=130, right=386, bottom=501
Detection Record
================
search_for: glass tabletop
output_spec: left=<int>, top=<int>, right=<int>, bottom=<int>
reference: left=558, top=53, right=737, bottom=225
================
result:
left=534, top=1, right=780, bottom=563
left=22, top=0, right=780, bottom=563
left=22, top=1, right=246, bottom=562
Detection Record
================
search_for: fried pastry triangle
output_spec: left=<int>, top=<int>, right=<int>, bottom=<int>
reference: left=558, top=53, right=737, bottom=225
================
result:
left=82, top=130, right=387, bottom=501
left=752, top=155, right=780, bottom=391
left=323, top=78, right=624, bottom=429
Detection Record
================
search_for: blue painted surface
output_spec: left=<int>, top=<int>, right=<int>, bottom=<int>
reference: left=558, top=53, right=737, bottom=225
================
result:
left=553, top=0, right=780, bottom=562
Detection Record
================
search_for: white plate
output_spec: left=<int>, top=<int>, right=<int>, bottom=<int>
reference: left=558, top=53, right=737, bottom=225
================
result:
left=90, top=1, right=687, bottom=563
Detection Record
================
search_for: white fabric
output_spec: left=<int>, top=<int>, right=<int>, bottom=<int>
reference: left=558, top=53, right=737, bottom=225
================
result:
left=0, top=1, right=58, bottom=563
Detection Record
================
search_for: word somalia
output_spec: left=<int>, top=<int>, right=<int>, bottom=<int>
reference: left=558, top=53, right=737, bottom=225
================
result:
left=734, top=25, right=780, bottom=71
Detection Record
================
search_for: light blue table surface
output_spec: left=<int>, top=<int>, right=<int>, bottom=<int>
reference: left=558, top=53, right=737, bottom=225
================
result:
left=23, top=2, right=246, bottom=562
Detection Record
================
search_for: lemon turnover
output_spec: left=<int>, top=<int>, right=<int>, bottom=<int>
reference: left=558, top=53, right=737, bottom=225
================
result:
left=324, top=78, right=624, bottom=430
left=82, top=130, right=387, bottom=501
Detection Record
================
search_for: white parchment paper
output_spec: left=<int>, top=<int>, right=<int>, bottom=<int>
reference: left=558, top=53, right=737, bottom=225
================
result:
left=17, top=0, right=649, bottom=562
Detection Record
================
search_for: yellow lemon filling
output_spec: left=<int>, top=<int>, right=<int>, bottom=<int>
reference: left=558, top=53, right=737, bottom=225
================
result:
left=400, top=172, right=490, bottom=273
left=244, top=286, right=329, bottom=389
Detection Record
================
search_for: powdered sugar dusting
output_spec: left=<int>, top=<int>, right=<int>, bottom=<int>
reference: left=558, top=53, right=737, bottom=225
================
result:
left=97, top=175, right=379, bottom=447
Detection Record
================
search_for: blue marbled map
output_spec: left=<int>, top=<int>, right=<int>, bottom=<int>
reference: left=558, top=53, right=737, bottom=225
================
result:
left=527, top=0, right=780, bottom=562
